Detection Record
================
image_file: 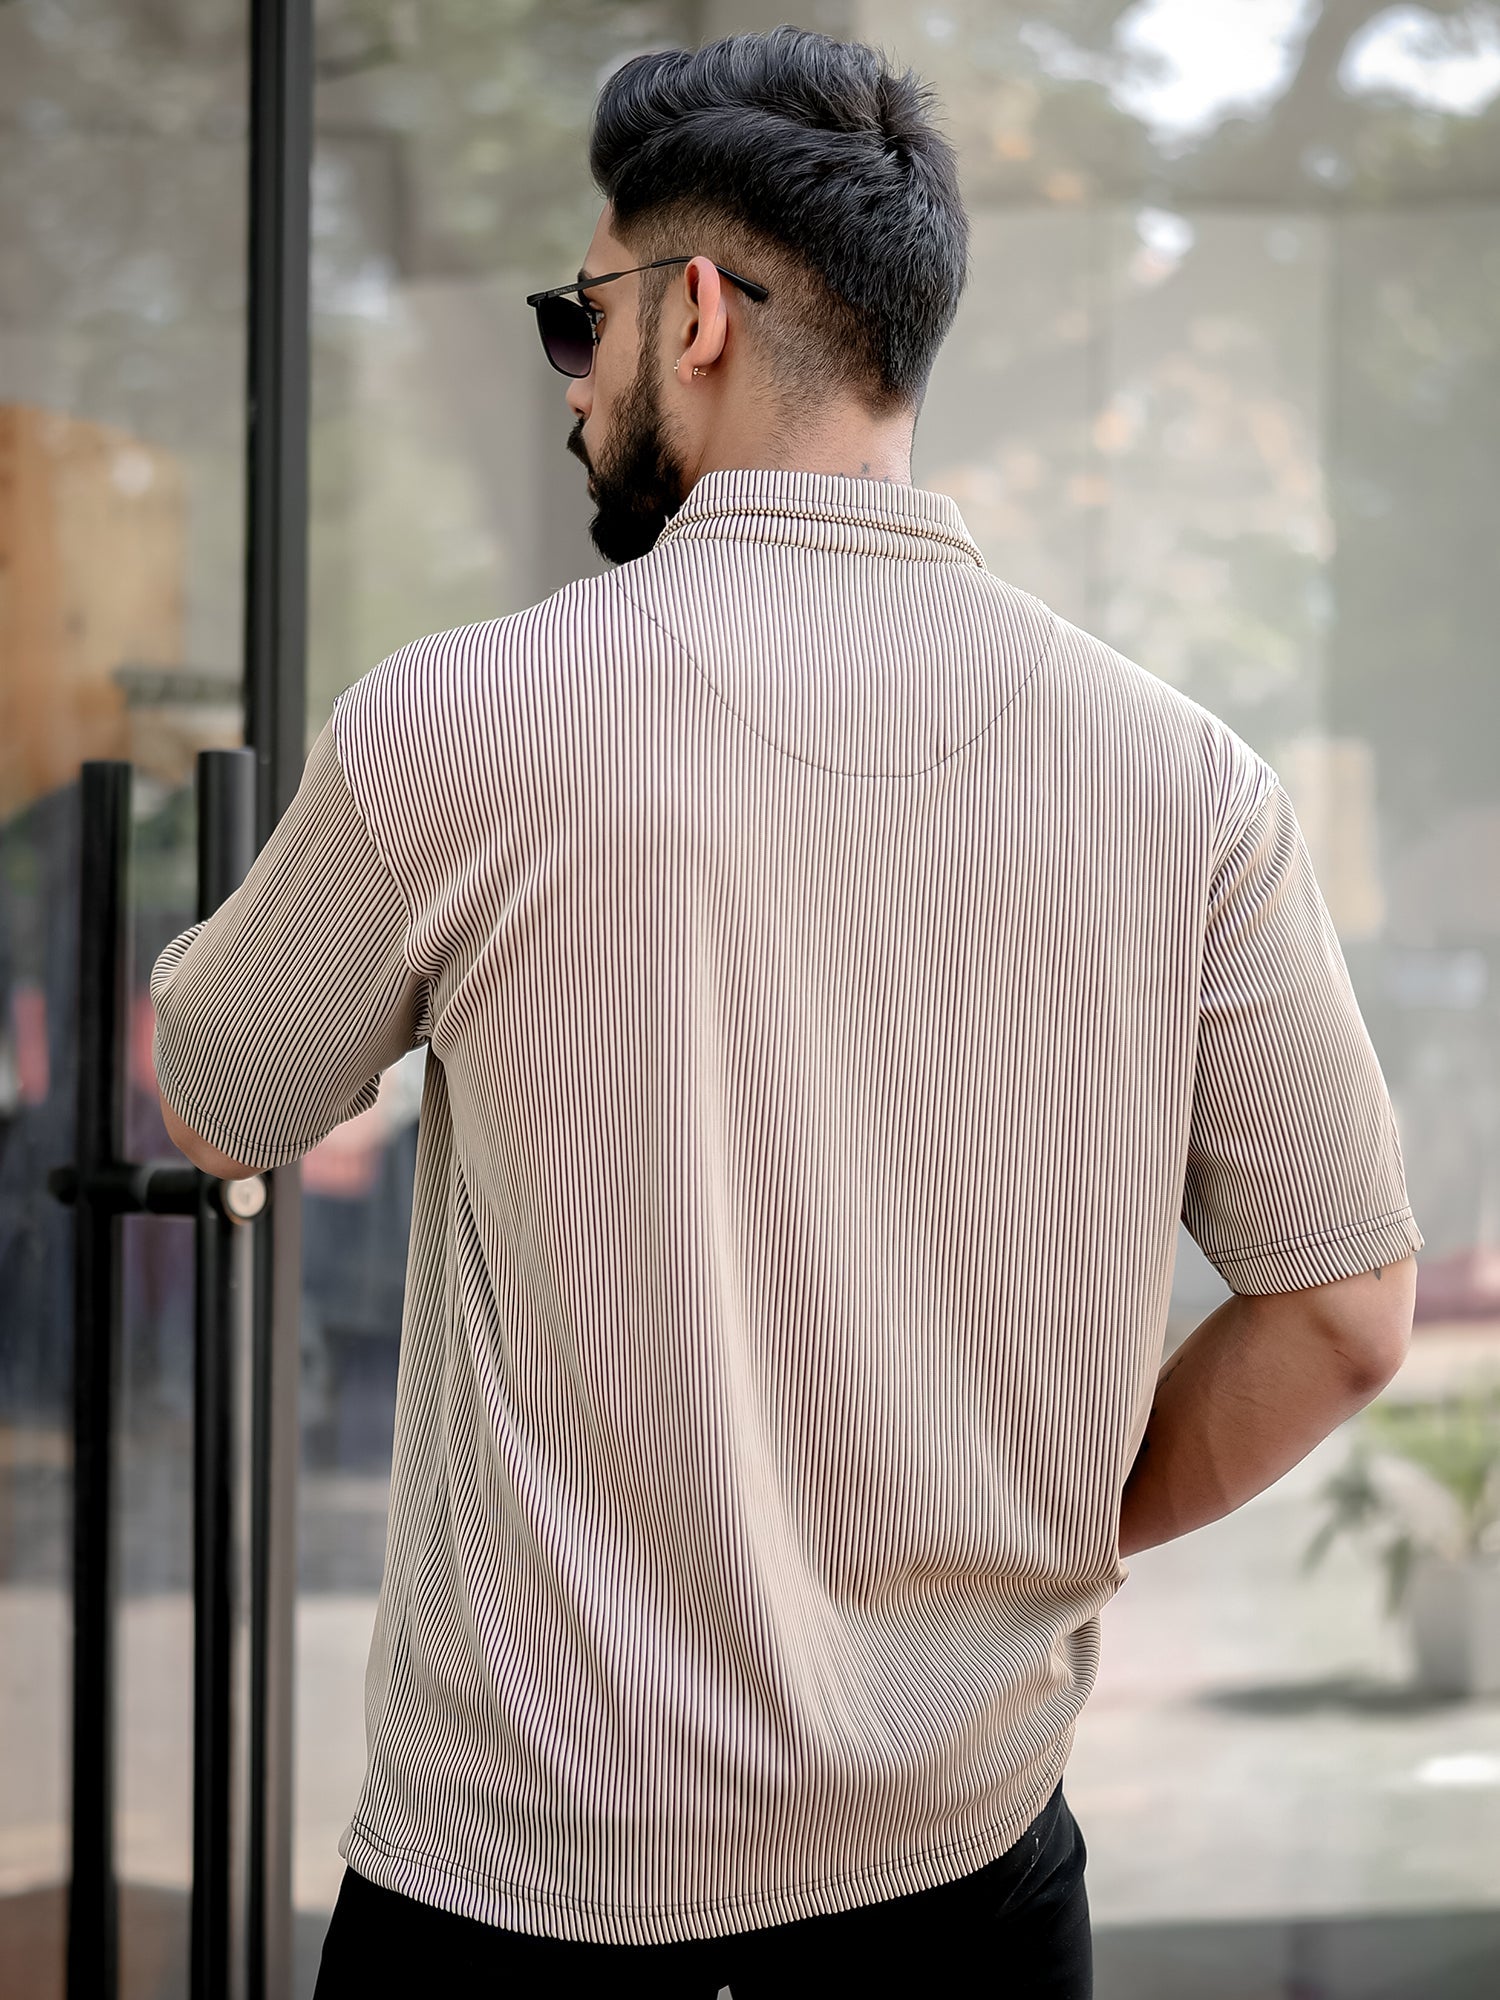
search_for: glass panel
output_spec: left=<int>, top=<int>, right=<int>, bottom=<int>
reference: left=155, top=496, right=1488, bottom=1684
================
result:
left=295, top=2, right=1500, bottom=1991
left=875, top=1, right=1500, bottom=1981
left=0, top=3, right=248, bottom=1995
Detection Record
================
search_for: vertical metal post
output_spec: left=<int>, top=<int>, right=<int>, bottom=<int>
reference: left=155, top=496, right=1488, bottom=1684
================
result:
left=251, top=1162, right=301, bottom=2000
left=191, top=750, right=256, bottom=2000
left=244, top=4, right=312, bottom=1995
left=67, top=762, right=130, bottom=2000
left=245, top=0, right=311, bottom=841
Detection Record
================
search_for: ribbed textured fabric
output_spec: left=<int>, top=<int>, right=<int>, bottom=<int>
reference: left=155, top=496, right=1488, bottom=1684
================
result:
left=152, top=468, right=1422, bottom=1947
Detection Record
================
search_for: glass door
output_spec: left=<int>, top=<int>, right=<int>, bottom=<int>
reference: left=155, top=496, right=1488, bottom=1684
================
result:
left=0, top=5, right=250, bottom=1996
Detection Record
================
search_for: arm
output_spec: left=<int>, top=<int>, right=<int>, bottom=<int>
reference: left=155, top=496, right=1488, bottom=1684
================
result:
left=152, top=719, right=427, bottom=1174
left=1118, top=1254, right=1416, bottom=1557
left=1126, top=754, right=1424, bottom=1555
left=160, top=1094, right=262, bottom=1180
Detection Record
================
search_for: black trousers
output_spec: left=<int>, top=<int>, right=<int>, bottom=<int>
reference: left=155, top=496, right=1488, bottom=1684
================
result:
left=312, top=1781, right=1091, bottom=1997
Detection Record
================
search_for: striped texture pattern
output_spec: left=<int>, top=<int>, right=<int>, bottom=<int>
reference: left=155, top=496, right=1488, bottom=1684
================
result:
left=152, top=468, right=1422, bottom=1946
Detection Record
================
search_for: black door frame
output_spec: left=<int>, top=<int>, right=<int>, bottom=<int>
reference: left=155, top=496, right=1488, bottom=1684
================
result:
left=242, top=1, right=313, bottom=1997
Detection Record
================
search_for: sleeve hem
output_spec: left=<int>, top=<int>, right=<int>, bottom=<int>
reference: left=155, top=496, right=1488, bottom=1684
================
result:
left=1212, top=1208, right=1425, bottom=1296
left=155, top=1058, right=381, bottom=1174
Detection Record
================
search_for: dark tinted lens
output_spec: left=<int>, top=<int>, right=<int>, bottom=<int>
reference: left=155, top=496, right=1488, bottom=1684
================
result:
left=536, top=296, right=594, bottom=378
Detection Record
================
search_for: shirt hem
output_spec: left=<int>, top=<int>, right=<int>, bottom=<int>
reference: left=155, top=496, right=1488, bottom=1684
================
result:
left=336, top=1742, right=1072, bottom=1947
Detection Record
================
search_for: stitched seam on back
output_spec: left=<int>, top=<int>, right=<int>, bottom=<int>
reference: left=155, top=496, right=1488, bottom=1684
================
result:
left=606, top=570, right=1060, bottom=779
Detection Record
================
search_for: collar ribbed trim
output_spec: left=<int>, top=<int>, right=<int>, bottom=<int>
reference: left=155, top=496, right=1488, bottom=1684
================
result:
left=654, top=467, right=987, bottom=567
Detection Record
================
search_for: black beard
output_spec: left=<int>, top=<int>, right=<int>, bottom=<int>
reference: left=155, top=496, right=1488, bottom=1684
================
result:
left=566, top=357, right=687, bottom=565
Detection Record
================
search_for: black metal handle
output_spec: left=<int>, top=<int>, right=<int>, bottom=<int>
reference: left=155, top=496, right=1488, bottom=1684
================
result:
left=47, top=1158, right=266, bottom=1218
left=63, top=761, right=130, bottom=2000
left=51, top=747, right=259, bottom=2000
left=190, top=748, right=256, bottom=2000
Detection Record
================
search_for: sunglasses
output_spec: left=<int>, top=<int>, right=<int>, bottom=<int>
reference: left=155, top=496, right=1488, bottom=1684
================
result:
left=524, top=257, right=771, bottom=379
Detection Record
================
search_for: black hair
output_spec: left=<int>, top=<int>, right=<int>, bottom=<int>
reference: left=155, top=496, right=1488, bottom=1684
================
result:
left=589, top=26, right=968, bottom=412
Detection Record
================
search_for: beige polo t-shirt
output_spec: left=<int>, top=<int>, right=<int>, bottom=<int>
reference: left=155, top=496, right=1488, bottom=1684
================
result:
left=153, top=468, right=1422, bottom=1946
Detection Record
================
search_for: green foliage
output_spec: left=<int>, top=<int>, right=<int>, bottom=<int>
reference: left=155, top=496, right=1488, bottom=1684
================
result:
left=1364, top=1390, right=1500, bottom=1543
left=1301, top=1381, right=1500, bottom=1616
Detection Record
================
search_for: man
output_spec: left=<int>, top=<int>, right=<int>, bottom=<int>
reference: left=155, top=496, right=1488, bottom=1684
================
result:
left=154, top=27, right=1422, bottom=2000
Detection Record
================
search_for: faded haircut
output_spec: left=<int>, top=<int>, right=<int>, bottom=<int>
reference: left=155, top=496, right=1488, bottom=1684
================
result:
left=588, top=26, right=969, bottom=414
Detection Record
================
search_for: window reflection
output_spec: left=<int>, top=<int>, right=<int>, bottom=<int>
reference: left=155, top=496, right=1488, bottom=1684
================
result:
left=0, top=0, right=248, bottom=1993
left=1342, top=5, right=1500, bottom=118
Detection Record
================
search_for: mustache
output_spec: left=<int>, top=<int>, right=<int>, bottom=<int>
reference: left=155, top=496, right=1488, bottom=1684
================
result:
left=566, top=418, right=592, bottom=471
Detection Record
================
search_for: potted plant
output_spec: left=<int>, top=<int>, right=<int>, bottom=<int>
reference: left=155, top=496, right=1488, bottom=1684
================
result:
left=1301, top=1379, right=1500, bottom=1697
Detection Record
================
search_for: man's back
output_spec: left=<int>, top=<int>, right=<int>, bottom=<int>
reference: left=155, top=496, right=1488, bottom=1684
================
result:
left=248, top=468, right=1416, bottom=1942
left=142, top=29, right=1423, bottom=1989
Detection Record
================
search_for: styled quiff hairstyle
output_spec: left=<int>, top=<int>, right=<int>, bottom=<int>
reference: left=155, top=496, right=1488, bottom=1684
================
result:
left=589, top=26, right=968, bottom=414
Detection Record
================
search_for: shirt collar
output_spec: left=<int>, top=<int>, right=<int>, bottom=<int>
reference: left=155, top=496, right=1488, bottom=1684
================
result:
left=653, top=466, right=988, bottom=568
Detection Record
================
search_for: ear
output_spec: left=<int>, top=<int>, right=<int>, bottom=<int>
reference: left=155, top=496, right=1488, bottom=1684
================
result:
left=675, top=256, right=728, bottom=378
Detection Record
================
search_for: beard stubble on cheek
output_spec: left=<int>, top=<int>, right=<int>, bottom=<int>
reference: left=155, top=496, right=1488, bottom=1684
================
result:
left=567, top=353, right=688, bottom=567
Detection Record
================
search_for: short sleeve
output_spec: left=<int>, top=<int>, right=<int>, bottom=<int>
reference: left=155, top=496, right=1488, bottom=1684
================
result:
left=1181, top=765, right=1423, bottom=1294
left=151, top=720, right=429, bottom=1171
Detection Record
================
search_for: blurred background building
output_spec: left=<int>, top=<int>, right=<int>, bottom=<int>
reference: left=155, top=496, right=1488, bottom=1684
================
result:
left=2, top=2, right=1499, bottom=1995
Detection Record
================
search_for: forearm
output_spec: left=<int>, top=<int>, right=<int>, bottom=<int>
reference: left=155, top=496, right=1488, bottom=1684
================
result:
left=1117, top=1279, right=1406, bottom=1559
